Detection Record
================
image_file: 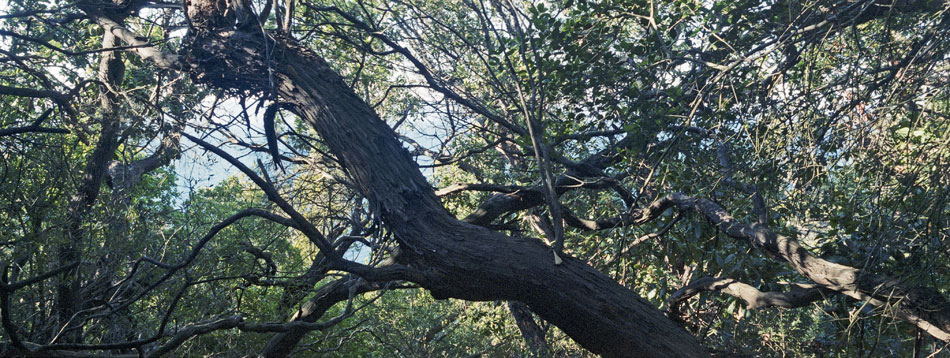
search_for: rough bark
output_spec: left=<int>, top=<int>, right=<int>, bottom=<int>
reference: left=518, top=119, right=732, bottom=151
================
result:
left=179, top=20, right=708, bottom=358
left=52, top=0, right=948, bottom=355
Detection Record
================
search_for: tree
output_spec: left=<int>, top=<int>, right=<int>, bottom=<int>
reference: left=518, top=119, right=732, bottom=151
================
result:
left=0, top=0, right=948, bottom=357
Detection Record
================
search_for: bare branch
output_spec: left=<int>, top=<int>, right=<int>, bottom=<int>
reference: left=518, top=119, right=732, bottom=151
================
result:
left=85, top=14, right=182, bottom=70
left=435, top=183, right=529, bottom=197
left=668, top=276, right=835, bottom=311
left=183, top=132, right=338, bottom=259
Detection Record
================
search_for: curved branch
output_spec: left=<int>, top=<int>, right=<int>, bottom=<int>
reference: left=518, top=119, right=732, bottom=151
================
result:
left=107, top=122, right=182, bottom=191
left=658, top=193, right=950, bottom=341
left=435, top=183, right=529, bottom=197
left=85, top=14, right=182, bottom=70
left=668, top=276, right=836, bottom=311
left=462, top=134, right=644, bottom=225
left=146, top=316, right=243, bottom=357
left=95, top=208, right=294, bottom=320
left=260, top=276, right=388, bottom=358
left=183, top=133, right=338, bottom=260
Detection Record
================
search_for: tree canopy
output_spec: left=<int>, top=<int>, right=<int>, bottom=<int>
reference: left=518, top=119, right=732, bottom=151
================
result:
left=0, top=0, right=949, bottom=356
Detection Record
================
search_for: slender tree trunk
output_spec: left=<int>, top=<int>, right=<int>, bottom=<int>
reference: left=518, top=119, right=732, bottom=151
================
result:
left=54, top=29, right=124, bottom=343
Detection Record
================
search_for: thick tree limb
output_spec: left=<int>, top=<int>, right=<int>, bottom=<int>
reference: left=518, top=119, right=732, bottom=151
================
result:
left=174, top=11, right=708, bottom=355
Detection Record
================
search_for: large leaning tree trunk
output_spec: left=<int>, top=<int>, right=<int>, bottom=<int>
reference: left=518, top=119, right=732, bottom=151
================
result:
left=68, top=0, right=950, bottom=354
left=157, top=1, right=708, bottom=357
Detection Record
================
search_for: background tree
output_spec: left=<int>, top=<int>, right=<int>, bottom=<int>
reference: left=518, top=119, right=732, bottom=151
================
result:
left=0, top=0, right=948, bottom=357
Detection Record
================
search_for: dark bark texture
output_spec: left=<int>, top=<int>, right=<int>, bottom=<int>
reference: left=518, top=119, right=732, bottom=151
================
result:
left=180, top=20, right=708, bottom=357
left=47, top=0, right=947, bottom=355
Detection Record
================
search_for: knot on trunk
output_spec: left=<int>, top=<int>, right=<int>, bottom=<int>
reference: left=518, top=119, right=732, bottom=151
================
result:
left=183, top=30, right=279, bottom=94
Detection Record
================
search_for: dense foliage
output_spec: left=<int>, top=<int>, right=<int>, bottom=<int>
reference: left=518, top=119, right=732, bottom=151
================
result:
left=0, top=0, right=948, bottom=356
